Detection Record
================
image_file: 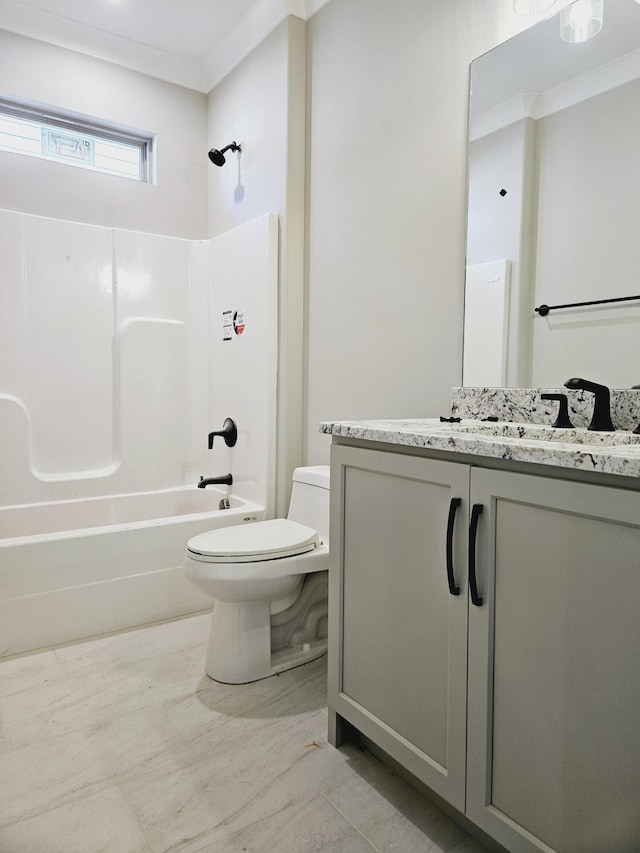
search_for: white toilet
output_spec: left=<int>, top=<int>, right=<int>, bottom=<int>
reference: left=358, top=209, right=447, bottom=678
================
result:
left=184, top=466, right=330, bottom=684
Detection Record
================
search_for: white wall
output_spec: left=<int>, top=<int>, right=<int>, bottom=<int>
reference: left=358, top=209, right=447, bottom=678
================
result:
left=467, top=119, right=537, bottom=386
left=0, top=30, right=207, bottom=239
left=0, top=4, right=563, bottom=508
left=532, top=79, right=640, bottom=388
left=207, top=17, right=306, bottom=515
left=201, top=0, right=550, bottom=469
left=305, top=0, right=483, bottom=463
left=0, top=210, right=192, bottom=506
left=191, top=214, right=280, bottom=514
left=0, top=209, right=278, bottom=509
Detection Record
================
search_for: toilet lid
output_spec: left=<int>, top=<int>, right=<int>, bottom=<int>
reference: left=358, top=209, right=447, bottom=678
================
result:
left=186, top=518, right=319, bottom=563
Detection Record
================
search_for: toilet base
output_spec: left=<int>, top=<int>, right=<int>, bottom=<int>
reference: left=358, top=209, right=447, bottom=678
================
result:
left=204, top=572, right=328, bottom=684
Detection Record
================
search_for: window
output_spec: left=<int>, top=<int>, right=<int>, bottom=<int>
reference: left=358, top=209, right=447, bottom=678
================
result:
left=0, top=99, right=155, bottom=183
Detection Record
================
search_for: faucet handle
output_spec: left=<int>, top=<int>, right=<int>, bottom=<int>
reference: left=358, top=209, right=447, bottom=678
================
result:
left=541, top=393, right=574, bottom=429
left=208, top=418, right=238, bottom=449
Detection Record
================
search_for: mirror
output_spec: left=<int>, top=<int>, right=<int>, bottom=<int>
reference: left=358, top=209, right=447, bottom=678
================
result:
left=464, top=0, right=640, bottom=388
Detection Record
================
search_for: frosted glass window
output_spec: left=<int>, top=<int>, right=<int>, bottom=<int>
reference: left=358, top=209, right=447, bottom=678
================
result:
left=0, top=99, right=154, bottom=182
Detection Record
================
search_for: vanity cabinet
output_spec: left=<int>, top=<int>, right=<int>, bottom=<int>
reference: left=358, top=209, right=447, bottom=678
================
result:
left=328, top=443, right=640, bottom=853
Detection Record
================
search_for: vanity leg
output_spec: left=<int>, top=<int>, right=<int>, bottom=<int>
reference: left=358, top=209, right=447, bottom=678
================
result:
left=329, top=708, right=353, bottom=747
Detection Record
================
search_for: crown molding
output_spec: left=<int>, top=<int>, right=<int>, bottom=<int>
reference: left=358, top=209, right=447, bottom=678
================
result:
left=0, top=0, right=333, bottom=94
left=0, top=0, right=208, bottom=91
left=471, top=45, right=640, bottom=141
left=201, top=0, right=331, bottom=91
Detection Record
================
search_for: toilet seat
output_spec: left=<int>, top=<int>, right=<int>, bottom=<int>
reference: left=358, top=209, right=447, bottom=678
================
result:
left=186, top=518, right=319, bottom=563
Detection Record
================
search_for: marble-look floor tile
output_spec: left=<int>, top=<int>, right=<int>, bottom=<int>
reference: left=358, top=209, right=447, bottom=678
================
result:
left=450, top=839, right=491, bottom=853
left=0, top=649, right=69, bottom=698
left=54, top=613, right=211, bottom=677
left=193, top=793, right=378, bottom=853
left=2, top=648, right=204, bottom=748
left=0, top=614, right=488, bottom=853
left=165, top=655, right=327, bottom=744
left=0, top=716, right=8, bottom=754
left=0, top=705, right=188, bottom=828
left=0, top=787, right=151, bottom=853
left=121, top=709, right=376, bottom=853
left=324, top=761, right=480, bottom=852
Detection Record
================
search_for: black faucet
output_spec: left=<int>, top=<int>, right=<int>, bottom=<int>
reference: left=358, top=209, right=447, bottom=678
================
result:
left=208, top=418, right=237, bottom=449
left=198, top=474, right=233, bottom=489
left=541, top=393, right=574, bottom=428
left=563, top=378, right=615, bottom=431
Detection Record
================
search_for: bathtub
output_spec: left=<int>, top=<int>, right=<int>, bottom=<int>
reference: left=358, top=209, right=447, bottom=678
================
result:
left=0, top=486, right=264, bottom=658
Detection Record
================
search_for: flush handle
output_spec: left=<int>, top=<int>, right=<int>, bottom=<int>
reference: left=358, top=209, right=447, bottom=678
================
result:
left=469, top=503, right=484, bottom=607
left=446, top=498, right=462, bottom=596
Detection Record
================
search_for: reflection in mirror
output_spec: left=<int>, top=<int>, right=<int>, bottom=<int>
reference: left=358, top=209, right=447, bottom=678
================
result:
left=463, top=0, right=640, bottom=388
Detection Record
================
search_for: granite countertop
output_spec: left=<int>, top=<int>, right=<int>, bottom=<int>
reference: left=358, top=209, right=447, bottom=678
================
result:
left=319, top=417, right=640, bottom=479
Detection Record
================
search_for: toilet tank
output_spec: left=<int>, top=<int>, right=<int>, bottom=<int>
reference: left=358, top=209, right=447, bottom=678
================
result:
left=287, top=466, right=330, bottom=544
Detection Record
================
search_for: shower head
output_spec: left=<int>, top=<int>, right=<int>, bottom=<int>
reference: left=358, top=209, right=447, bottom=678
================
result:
left=208, top=141, right=242, bottom=166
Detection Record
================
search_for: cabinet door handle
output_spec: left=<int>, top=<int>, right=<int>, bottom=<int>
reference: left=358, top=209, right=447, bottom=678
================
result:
left=446, top=497, right=462, bottom=596
left=469, top=503, right=484, bottom=607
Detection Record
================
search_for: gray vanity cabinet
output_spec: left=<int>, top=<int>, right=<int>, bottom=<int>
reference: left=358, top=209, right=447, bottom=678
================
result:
left=328, top=445, right=470, bottom=810
left=466, top=467, right=640, bottom=853
left=329, top=444, right=640, bottom=853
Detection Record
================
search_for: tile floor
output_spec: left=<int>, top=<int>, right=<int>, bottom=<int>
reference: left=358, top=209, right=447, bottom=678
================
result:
left=0, top=613, right=488, bottom=853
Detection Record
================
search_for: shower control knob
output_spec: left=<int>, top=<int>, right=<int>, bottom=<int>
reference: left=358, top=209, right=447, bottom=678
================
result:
left=208, top=418, right=238, bottom=449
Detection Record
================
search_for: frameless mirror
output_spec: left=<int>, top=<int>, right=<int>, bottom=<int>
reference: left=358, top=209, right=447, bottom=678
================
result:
left=464, top=0, right=640, bottom=388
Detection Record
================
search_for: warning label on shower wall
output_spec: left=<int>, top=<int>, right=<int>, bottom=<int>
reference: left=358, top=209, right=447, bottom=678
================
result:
left=222, top=310, right=233, bottom=341
left=222, top=309, right=246, bottom=340
left=233, top=310, right=245, bottom=335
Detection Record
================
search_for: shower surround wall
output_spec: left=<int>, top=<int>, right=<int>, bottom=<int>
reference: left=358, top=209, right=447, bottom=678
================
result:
left=1, top=211, right=191, bottom=505
left=0, top=210, right=278, bottom=653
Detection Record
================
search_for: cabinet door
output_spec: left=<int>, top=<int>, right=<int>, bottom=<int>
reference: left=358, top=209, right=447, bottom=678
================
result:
left=466, top=468, right=640, bottom=853
left=329, top=445, right=469, bottom=809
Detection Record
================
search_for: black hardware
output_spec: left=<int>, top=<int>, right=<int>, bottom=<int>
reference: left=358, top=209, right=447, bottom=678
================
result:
left=198, top=474, right=233, bottom=488
left=469, top=504, right=484, bottom=607
left=541, top=393, right=574, bottom=428
left=563, top=378, right=614, bottom=431
left=446, top=498, right=462, bottom=596
left=208, top=142, right=242, bottom=166
left=440, top=416, right=461, bottom=423
left=208, top=418, right=238, bottom=449
left=535, top=294, right=640, bottom=317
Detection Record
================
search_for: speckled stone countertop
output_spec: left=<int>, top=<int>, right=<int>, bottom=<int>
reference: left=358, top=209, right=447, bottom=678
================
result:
left=320, top=388, right=640, bottom=480
left=450, top=387, right=640, bottom=430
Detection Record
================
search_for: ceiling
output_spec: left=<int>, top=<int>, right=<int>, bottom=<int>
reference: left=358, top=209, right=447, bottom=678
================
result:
left=0, top=0, right=329, bottom=93
left=472, top=0, right=640, bottom=114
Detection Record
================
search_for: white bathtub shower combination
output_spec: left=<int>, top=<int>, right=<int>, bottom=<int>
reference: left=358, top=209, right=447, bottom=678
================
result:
left=0, top=211, right=278, bottom=658
left=0, top=488, right=264, bottom=657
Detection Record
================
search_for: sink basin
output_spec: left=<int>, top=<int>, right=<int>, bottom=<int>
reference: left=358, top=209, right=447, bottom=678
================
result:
left=437, top=422, right=640, bottom=447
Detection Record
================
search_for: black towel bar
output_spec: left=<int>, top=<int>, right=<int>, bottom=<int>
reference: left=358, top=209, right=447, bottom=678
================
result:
left=535, top=294, right=640, bottom=317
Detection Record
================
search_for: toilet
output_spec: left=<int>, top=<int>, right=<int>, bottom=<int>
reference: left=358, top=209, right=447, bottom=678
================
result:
left=184, top=466, right=330, bottom=684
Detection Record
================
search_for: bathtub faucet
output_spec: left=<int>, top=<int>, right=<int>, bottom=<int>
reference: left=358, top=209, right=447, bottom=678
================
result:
left=208, top=418, right=238, bottom=449
left=198, top=474, right=233, bottom=489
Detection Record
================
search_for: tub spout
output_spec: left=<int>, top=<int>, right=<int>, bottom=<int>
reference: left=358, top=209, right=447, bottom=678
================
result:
left=198, top=474, right=233, bottom=488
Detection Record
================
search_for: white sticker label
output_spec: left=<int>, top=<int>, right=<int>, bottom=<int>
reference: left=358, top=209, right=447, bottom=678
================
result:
left=233, top=310, right=245, bottom=335
left=222, top=309, right=233, bottom=341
